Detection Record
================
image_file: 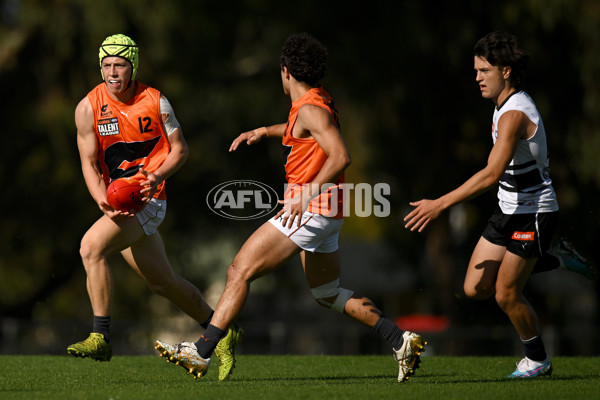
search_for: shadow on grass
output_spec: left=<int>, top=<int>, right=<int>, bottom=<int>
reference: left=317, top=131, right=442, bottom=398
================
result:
left=406, top=373, right=599, bottom=384
left=230, top=374, right=395, bottom=383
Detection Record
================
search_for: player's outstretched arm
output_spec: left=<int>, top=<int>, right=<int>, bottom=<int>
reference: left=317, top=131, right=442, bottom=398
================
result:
left=229, top=123, right=287, bottom=152
left=229, top=129, right=264, bottom=152
left=404, top=110, right=526, bottom=232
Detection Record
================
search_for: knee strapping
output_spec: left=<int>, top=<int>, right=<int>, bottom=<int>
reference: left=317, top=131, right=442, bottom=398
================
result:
left=310, top=279, right=354, bottom=314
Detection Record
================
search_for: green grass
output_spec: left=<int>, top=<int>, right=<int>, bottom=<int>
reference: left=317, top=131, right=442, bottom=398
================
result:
left=0, top=355, right=598, bottom=400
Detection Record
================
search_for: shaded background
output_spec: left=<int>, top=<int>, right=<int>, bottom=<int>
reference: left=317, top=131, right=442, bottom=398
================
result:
left=1, top=0, right=598, bottom=357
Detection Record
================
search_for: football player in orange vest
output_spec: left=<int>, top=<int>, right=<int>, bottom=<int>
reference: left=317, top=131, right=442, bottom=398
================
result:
left=68, top=34, right=241, bottom=381
left=155, top=32, right=426, bottom=383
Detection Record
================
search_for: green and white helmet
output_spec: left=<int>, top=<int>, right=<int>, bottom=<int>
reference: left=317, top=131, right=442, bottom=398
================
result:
left=99, top=34, right=139, bottom=80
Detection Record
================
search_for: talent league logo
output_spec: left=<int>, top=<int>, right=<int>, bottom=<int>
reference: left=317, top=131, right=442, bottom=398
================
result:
left=206, top=180, right=279, bottom=220
left=97, top=118, right=120, bottom=136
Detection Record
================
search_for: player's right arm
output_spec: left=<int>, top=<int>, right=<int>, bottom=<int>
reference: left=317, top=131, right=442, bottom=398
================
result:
left=229, top=123, right=287, bottom=152
left=75, top=97, right=128, bottom=218
left=404, top=109, right=526, bottom=232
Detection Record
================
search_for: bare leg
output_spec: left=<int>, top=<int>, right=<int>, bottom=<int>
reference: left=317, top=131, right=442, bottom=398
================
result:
left=463, top=236, right=505, bottom=300
left=209, top=222, right=301, bottom=330
left=495, top=251, right=539, bottom=339
left=463, top=236, right=540, bottom=340
left=302, top=250, right=382, bottom=327
left=79, top=215, right=145, bottom=316
left=121, top=231, right=213, bottom=324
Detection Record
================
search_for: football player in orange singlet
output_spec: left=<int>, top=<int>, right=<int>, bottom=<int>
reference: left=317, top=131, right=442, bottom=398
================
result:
left=68, top=34, right=241, bottom=381
left=155, top=33, right=426, bottom=383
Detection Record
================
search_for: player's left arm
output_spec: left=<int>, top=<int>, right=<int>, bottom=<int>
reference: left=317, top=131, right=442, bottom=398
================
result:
left=278, top=104, right=351, bottom=227
left=139, top=96, right=189, bottom=197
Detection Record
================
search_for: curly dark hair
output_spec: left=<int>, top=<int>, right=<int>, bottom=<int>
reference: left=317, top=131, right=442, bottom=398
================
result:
left=280, top=32, right=328, bottom=87
left=474, top=31, right=530, bottom=89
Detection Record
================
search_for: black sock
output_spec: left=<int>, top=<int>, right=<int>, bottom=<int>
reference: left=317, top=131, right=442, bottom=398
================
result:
left=522, top=335, right=547, bottom=362
left=195, top=324, right=226, bottom=359
left=200, top=311, right=214, bottom=330
left=92, top=315, right=111, bottom=343
left=373, top=316, right=404, bottom=349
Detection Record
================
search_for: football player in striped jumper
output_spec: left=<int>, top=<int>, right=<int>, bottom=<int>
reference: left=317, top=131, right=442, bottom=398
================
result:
left=404, top=31, right=592, bottom=378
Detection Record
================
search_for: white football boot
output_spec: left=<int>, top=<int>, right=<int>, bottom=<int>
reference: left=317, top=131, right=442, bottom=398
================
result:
left=155, top=340, right=211, bottom=379
left=393, top=331, right=427, bottom=382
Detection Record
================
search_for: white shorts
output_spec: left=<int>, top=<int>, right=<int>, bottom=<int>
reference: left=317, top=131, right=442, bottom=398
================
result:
left=269, top=211, right=343, bottom=253
left=136, top=198, right=167, bottom=236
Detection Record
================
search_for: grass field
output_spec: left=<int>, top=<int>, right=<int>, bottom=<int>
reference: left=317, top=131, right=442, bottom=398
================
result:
left=1, top=355, right=598, bottom=400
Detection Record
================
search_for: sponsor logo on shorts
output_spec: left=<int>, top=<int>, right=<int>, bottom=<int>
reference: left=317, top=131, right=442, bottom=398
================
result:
left=206, top=180, right=279, bottom=220
left=98, top=118, right=120, bottom=136
left=511, top=231, right=535, bottom=241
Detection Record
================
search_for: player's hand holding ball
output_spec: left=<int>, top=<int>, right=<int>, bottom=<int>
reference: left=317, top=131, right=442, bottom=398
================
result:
left=137, top=168, right=161, bottom=201
left=106, top=177, right=145, bottom=213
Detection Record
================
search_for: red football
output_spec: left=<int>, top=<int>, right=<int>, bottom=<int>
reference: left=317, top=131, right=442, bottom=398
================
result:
left=106, top=178, right=145, bottom=213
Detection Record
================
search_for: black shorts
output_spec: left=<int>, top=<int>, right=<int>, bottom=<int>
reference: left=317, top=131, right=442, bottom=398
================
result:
left=481, top=207, right=558, bottom=259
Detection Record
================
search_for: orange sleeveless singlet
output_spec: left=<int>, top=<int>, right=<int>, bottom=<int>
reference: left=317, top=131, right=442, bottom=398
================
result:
left=282, top=87, right=345, bottom=218
left=87, top=82, right=170, bottom=200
